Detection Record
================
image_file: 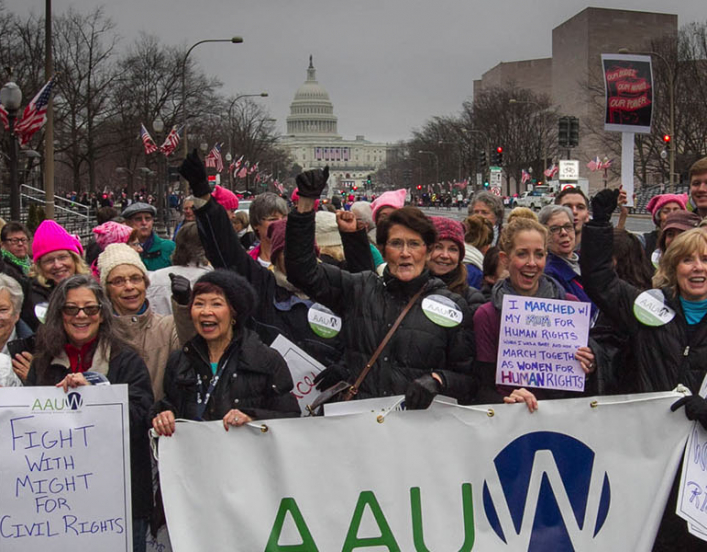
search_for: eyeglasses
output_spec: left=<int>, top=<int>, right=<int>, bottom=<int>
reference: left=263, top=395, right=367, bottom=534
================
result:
left=386, top=239, right=425, bottom=252
left=61, top=304, right=102, bottom=316
left=3, top=237, right=28, bottom=245
left=40, top=253, right=72, bottom=267
left=107, top=275, right=144, bottom=287
left=548, top=224, right=575, bottom=235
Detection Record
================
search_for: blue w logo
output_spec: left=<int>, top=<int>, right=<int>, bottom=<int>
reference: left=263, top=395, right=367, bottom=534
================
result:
left=482, top=431, right=611, bottom=551
left=66, top=392, right=83, bottom=410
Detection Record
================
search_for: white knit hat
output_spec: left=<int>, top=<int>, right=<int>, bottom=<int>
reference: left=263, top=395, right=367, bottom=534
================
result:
left=315, top=211, right=342, bottom=248
left=97, top=243, right=148, bottom=287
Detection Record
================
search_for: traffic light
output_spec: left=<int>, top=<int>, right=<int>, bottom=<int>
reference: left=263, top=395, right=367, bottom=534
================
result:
left=340, top=190, right=346, bottom=195
left=366, top=174, right=372, bottom=186
left=416, top=184, right=422, bottom=190
left=558, top=116, right=570, bottom=147
left=483, top=181, right=489, bottom=188
left=478, top=150, right=487, bottom=167
left=491, top=146, right=503, bottom=166
left=353, top=185, right=358, bottom=191
left=663, top=134, right=671, bottom=144
left=569, top=117, right=580, bottom=148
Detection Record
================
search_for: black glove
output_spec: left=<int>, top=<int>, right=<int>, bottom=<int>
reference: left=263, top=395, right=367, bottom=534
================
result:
left=169, top=273, right=192, bottom=306
left=671, top=395, right=707, bottom=430
left=296, top=166, right=330, bottom=199
left=590, top=188, right=620, bottom=225
left=178, top=149, right=210, bottom=197
left=313, top=364, right=349, bottom=391
left=405, top=374, right=443, bottom=410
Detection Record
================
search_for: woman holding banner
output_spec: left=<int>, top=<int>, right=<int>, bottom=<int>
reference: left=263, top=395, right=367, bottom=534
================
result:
left=472, top=217, right=596, bottom=406
left=151, top=270, right=299, bottom=435
left=25, top=274, right=154, bottom=552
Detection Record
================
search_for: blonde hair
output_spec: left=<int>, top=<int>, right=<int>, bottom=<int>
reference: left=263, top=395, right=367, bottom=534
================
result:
left=507, top=207, right=538, bottom=224
left=463, top=215, right=494, bottom=249
left=499, top=217, right=548, bottom=254
left=653, top=228, right=707, bottom=291
left=319, top=245, right=345, bottom=262
left=29, top=250, right=90, bottom=288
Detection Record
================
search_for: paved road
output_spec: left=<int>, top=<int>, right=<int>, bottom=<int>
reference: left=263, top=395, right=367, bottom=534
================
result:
left=419, top=206, right=655, bottom=233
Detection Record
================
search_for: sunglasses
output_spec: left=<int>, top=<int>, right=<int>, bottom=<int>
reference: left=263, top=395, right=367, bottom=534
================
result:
left=61, top=304, right=102, bottom=316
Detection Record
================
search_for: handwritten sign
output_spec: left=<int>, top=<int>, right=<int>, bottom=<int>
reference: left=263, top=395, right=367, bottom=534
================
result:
left=270, top=335, right=325, bottom=415
left=601, top=53, right=654, bottom=134
left=0, top=385, right=131, bottom=552
left=496, top=295, right=591, bottom=392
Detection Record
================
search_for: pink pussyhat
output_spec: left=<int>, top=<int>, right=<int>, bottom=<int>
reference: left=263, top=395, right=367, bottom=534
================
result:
left=32, top=220, right=83, bottom=261
left=371, top=188, right=407, bottom=222
left=92, top=221, right=133, bottom=250
left=645, top=193, right=688, bottom=226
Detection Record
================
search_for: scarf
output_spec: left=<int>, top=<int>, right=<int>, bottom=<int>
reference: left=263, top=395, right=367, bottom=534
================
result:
left=2, top=248, right=31, bottom=275
left=491, top=274, right=568, bottom=310
left=64, top=337, right=98, bottom=373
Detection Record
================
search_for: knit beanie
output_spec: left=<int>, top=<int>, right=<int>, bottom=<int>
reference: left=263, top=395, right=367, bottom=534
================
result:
left=315, top=211, right=342, bottom=248
left=212, top=185, right=239, bottom=211
left=92, top=221, right=133, bottom=250
left=645, top=193, right=688, bottom=226
left=96, top=243, right=148, bottom=287
left=430, top=216, right=465, bottom=253
left=371, top=188, right=406, bottom=222
left=193, top=269, right=257, bottom=328
left=32, top=220, right=83, bottom=262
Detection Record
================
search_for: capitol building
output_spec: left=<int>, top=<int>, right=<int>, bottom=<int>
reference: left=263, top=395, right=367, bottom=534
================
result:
left=280, top=56, right=389, bottom=192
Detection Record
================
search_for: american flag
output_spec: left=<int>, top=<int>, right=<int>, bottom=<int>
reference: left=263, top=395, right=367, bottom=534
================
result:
left=159, top=125, right=183, bottom=156
left=586, top=156, right=601, bottom=172
left=140, top=124, right=159, bottom=155
left=14, top=76, right=56, bottom=145
left=237, top=161, right=249, bottom=179
left=248, top=161, right=259, bottom=175
left=273, top=180, right=284, bottom=194
left=205, top=143, right=224, bottom=173
left=544, top=164, right=558, bottom=178
left=521, top=169, right=531, bottom=184
left=0, top=104, right=8, bottom=131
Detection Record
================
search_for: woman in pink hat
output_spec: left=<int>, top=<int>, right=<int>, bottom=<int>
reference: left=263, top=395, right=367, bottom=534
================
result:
left=26, top=220, right=89, bottom=330
left=642, top=193, right=688, bottom=255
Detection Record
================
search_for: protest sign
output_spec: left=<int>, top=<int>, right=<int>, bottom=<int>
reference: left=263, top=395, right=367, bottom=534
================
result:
left=0, top=385, right=131, bottom=552
left=270, top=335, right=324, bottom=415
left=602, top=53, right=654, bottom=134
left=496, top=295, right=591, bottom=392
left=158, top=392, right=689, bottom=551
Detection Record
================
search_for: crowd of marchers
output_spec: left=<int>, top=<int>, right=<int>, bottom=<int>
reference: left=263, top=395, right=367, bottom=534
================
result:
left=2, top=153, right=707, bottom=551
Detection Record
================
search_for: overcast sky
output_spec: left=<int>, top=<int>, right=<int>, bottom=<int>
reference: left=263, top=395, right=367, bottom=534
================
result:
left=8, top=1, right=707, bottom=144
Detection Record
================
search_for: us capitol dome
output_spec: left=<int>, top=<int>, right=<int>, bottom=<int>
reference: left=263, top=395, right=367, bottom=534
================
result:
left=280, top=56, right=389, bottom=193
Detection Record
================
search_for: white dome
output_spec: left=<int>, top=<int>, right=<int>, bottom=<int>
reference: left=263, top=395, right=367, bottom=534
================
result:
left=287, top=56, right=340, bottom=138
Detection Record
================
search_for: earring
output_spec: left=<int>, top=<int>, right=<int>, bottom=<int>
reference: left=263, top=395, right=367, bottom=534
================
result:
left=231, top=319, right=236, bottom=325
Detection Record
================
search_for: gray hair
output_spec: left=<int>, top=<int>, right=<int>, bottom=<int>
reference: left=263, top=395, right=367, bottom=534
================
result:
left=470, top=191, right=504, bottom=224
left=34, top=275, right=130, bottom=373
left=0, top=274, right=23, bottom=314
left=249, top=192, right=288, bottom=232
left=171, top=222, right=208, bottom=267
left=350, top=201, right=374, bottom=230
left=538, top=204, right=574, bottom=226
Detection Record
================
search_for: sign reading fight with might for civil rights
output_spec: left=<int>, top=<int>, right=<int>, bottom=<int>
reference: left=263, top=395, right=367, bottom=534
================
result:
left=0, top=386, right=131, bottom=552
left=601, top=53, right=654, bottom=134
left=496, top=295, right=591, bottom=392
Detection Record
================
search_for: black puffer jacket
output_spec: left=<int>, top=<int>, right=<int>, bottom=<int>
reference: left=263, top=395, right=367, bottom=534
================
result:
left=581, top=222, right=707, bottom=394
left=194, top=197, right=348, bottom=367
left=152, top=328, right=300, bottom=422
left=285, top=210, right=476, bottom=400
left=27, top=345, right=154, bottom=520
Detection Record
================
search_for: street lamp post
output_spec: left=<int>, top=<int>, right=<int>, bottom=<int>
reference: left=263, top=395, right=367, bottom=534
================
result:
left=619, top=48, right=675, bottom=188
left=418, top=150, right=439, bottom=187
left=509, top=98, right=548, bottom=179
left=181, top=37, right=243, bottom=157
left=226, top=92, right=268, bottom=178
left=153, top=117, right=167, bottom=234
left=460, top=128, right=490, bottom=191
left=0, top=81, right=23, bottom=221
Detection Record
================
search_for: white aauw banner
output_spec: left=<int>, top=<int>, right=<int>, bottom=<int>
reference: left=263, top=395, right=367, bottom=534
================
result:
left=158, top=392, right=690, bottom=551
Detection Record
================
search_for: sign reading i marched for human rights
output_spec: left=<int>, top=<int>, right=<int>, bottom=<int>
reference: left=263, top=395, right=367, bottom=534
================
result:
left=496, top=295, right=591, bottom=392
left=0, top=385, right=132, bottom=552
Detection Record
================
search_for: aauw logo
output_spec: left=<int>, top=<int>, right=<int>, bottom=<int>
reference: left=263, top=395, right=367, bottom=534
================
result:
left=482, top=431, right=611, bottom=551
left=32, top=392, right=84, bottom=412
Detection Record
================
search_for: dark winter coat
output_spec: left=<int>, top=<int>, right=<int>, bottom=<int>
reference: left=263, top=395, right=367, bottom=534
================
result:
left=24, top=279, right=54, bottom=331
left=194, top=197, right=352, bottom=367
left=0, top=255, right=36, bottom=331
left=27, top=344, right=154, bottom=520
left=152, top=328, right=299, bottom=422
left=285, top=209, right=476, bottom=401
left=141, top=232, right=176, bottom=271
left=544, top=251, right=597, bottom=318
left=580, top=222, right=707, bottom=395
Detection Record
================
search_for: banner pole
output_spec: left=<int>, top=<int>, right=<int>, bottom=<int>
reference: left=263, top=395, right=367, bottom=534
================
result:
left=621, top=132, right=635, bottom=207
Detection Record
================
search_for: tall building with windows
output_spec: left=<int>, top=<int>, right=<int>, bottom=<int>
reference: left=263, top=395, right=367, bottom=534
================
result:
left=280, top=56, right=389, bottom=193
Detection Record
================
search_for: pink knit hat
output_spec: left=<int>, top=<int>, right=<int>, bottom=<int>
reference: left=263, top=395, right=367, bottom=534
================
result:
left=430, top=216, right=465, bottom=254
left=212, top=185, right=239, bottom=211
left=92, top=221, right=133, bottom=250
left=371, top=189, right=406, bottom=222
left=645, top=193, right=688, bottom=226
left=32, top=220, right=83, bottom=261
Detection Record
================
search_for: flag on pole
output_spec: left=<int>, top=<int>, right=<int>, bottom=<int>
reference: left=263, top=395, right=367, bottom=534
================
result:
left=521, top=169, right=531, bottom=184
left=0, top=104, right=8, bottom=131
left=600, top=157, right=614, bottom=170
left=159, top=125, right=183, bottom=156
left=205, top=143, right=224, bottom=173
left=140, top=124, right=159, bottom=155
left=14, top=76, right=56, bottom=145
left=237, top=161, right=249, bottom=179
left=248, top=161, right=259, bottom=175
left=231, top=155, right=244, bottom=177
left=544, top=164, right=558, bottom=178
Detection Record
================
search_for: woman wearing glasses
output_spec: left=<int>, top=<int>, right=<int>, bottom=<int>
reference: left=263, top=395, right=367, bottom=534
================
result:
left=26, top=274, right=154, bottom=552
left=284, top=169, right=475, bottom=409
left=537, top=205, right=596, bottom=317
left=26, top=220, right=90, bottom=330
left=97, top=243, right=179, bottom=401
